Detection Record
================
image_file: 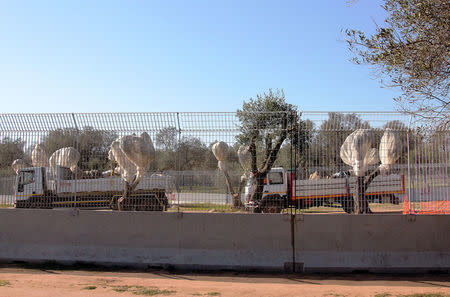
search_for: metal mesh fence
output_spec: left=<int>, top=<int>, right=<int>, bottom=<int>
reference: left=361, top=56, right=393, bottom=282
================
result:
left=0, top=112, right=448, bottom=214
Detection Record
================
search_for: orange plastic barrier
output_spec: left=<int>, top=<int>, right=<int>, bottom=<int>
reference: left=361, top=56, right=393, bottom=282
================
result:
left=403, top=195, right=450, bottom=214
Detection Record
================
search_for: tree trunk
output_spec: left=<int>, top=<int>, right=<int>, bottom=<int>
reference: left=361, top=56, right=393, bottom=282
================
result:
left=222, top=169, right=243, bottom=208
left=235, top=178, right=247, bottom=204
left=353, top=176, right=370, bottom=214
left=352, top=168, right=381, bottom=214
left=118, top=181, right=132, bottom=211
left=250, top=173, right=266, bottom=203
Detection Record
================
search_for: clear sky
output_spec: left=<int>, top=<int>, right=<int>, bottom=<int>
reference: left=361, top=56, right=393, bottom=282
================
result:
left=0, top=0, right=400, bottom=113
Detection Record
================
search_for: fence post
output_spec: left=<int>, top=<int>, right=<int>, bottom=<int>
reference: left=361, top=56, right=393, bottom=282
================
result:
left=176, top=112, right=181, bottom=212
left=407, top=114, right=413, bottom=213
left=71, top=113, right=80, bottom=208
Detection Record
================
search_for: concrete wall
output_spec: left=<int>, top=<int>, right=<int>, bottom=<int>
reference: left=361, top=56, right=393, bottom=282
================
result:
left=0, top=209, right=292, bottom=271
left=0, top=209, right=448, bottom=272
left=294, top=214, right=450, bottom=272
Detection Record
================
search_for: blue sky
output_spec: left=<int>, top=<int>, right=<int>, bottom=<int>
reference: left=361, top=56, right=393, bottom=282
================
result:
left=0, top=0, right=400, bottom=113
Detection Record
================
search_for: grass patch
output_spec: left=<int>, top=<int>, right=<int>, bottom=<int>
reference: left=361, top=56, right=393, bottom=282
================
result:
left=0, top=204, right=13, bottom=208
left=0, top=280, right=10, bottom=286
left=178, top=186, right=226, bottom=194
left=375, top=294, right=392, bottom=297
left=83, top=285, right=97, bottom=290
left=167, top=203, right=238, bottom=213
left=134, top=286, right=176, bottom=296
left=397, top=293, right=450, bottom=297
left=168, top=201, right=403, bottom=214
left=207, top=292, right=221, bottom=296
left=112, top=285, right=132, bottom=292
left=112, top=285, right=176, bottom=296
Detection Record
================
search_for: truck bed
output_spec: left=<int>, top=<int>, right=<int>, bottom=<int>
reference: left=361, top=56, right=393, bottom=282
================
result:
left=48, top=174, right=174, bottom=195
left=293, top=174, right=404, bottom=199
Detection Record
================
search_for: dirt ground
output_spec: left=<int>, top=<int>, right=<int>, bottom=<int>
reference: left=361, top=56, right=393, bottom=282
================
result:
left=0, top=266, right=448, bottom=297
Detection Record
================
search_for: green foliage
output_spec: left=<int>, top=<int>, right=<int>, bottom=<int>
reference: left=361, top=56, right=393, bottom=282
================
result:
left=345, top=0, right=449, bottom=126
left=40, top=126, right=117, bottom=171
left=397, top=293, right=450, bottom=297
left=133, top=287, right=176, bottom=296
left=83, top=285, right=97, bottom=290
left=237, top=89, right=297, bottom=145
left=374, top=293, right=391, bottom=297
left=236, top=89, right=298, bottom=174
left=0, top=280, right=10, bottom=286
left=155, top=127, right=178, bottom=151
left=112, top=285, right=176, bottom=296
left=0, top=137, right=26, bottom=170
left=177, top=137, right=216, bottom=171
left=308, top=113, right=371, bottom=175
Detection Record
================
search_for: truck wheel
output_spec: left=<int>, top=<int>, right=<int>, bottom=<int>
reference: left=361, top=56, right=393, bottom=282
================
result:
left=263, top=205, right=282, bottom=213
left=389, top=194, right=399, bottom=205
left=261, top=195, right=283, bottom=213
left=342, top=198, right=354, bottom=214
left=252, top=206, right=262, bottom=213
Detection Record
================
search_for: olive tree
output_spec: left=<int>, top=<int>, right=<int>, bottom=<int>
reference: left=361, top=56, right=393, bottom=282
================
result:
left=236, top=89, right=299, bottom=205
left=345, top=0, right=449, bottom=126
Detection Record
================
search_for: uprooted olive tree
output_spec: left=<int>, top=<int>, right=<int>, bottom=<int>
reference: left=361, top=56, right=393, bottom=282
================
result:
left=211, top=141, right=251, bottom=208
left=340, top=128, right=402, bottom=213
left=109, top=132, right=155, bottom=210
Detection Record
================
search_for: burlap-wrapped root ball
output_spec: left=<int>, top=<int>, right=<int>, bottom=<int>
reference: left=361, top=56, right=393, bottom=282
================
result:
left=340, top=129, right=379, bottom=177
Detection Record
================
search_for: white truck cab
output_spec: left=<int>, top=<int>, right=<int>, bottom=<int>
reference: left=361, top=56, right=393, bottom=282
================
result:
left=243, top=167, right=289, bottom=204
left=15, top=167, right=45, bottom=200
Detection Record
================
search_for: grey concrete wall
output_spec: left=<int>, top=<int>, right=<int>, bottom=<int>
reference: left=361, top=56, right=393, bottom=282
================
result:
left=0, top=209, right=448, bottom=272
left=0, top=209, right=292, bottom=271
left=295, top=214, right=450, bottom=272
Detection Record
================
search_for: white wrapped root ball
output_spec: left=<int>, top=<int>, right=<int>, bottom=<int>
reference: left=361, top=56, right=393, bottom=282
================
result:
left=120, top=132, right=155, bottom=169
left=340, top=129, right=379, bottom=177
left=31, top=144, right=49, bottom=167
left=49, top=147, right=80, bottom=173
left=110, top=132, right=155, bottom=185
left=11, top=159, right=27, bottom=174
left=237, top=145, right=251, bottom=170
left=119, top=132, right=155, bottom=183
left=379, top=128, right=402, bottom=175
left=110, top=139, right=138, bottom=184
left=212, top=141, right=229, bottom=162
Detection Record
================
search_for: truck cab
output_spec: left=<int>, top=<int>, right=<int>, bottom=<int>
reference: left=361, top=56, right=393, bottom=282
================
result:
left=243, top=167, right=289, bottom=212
left=15, top=167, right=46, bottom=206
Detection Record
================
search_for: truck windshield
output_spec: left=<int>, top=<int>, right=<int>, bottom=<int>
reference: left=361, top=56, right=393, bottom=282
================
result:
left=267, top=172, right=283, bottom=184
left=18, top=170, right=34, bottom=191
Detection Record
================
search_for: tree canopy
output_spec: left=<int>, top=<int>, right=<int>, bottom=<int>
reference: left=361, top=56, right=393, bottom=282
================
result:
left=0, top=138, right=25, bottom=170
left=40, top=127, right=117, bottom=171
left=345, top=0, right=449, bottom=126
left=237, top=89, right=298, bottom=173
left=236, top=89, right=300, bottom=201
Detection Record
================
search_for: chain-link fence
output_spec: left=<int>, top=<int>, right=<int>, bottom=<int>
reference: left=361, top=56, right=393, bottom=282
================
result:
left=0, top=112, right=448, bottom=214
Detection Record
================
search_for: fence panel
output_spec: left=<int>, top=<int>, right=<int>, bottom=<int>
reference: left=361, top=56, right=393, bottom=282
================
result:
left=405, top=123, right=449, bottom=214
left=0, top=112, right=447, bottom=214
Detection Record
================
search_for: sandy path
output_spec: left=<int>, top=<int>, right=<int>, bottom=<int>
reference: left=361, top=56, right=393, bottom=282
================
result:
left=0, top=267, right=449, bottom=297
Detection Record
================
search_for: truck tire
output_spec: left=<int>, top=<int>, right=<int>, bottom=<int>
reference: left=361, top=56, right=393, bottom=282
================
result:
left=261, top=195, right=284, bottom=213
left=342, top=198, right=354, bottom=214
left=252, top=206, right=262, bottom=213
